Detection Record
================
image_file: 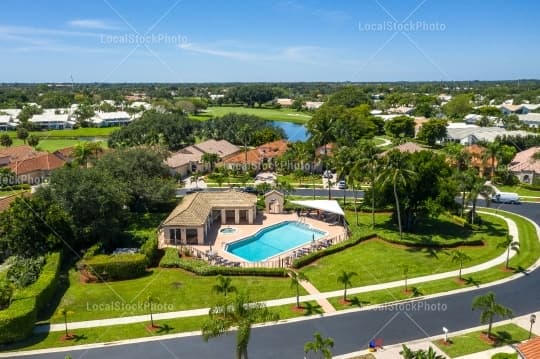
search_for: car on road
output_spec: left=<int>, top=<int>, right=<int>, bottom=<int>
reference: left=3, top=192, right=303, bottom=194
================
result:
left=491, top=192, right=520, bottom=204
left=185, top=187, right=204, bottom=194
left=337, top=180, right=347, bottom=189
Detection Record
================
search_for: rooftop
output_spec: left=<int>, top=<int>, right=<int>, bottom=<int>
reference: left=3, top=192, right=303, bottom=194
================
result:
left=9, top=152, right=65, bottom=175
left=162, top=190, right=257, bottom=227
left=509, top=146, right=540, bottom=174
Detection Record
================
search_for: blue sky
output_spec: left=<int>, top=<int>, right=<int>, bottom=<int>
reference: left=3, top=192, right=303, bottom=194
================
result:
left=0, top=0, right=539, bottom=82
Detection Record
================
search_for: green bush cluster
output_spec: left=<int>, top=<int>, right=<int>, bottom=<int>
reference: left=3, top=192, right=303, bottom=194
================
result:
left=140, top=235, right=161, bottom=267
left=519, top=183, right=540, bottom=191
left=0, top=252, right=61, bottom=344
left=81, top=253, right=147, bottom=281
left=159, top=248, right=287, bottom=277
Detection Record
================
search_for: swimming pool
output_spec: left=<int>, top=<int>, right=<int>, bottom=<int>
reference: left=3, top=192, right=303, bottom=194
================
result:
left=225, top=221, right=326, bottom=262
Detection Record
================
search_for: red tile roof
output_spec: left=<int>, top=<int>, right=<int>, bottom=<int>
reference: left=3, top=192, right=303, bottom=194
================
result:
left=0, top=192, right=29, bottom=213
left=224, top=139, right=288, bottom=164
left=0, top=145, right=45, bottom=163
left=518, top=335, right=540, bottom=359
left=9, top=153, right=65, bottom=175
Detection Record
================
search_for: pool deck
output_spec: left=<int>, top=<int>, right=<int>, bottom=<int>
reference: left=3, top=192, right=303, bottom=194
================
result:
left=189, top=212, right=347, bottom=263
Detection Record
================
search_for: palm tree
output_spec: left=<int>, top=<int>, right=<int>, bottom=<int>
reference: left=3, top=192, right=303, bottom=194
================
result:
left=400, top=345, right=445, bottom=359
left=304, top=332, right=334, bottom=359
left=238, top=125, right=251, bottom=167
left=73, top=142, right=103, bottom=168
left=212, top=275, right=237, bottom=297
left=202, top=293, right=278, bottom=359
left=353, top=141, right=381, bottom=228
left=471, top=291, right=513, bottom=338
left=145, top=294, right=159, bottom=328
left=337, top=270, right=357, bottom=301
left=378, top=151, right=416, bottom=240
left=498, top=235, right=520, bottom=269
left=326, top=178, right=333, bottom=200
left=202, top=152, right=220, bottom=172
left=402, top=264, right=409, bottom=292
left=483, top=142, right=502, bottom=179
left=56, top=307, right=74, bottom=338
left=289, top=270, right=308, bottom=308
left=467, top=177, right=494, bottom=225
left=451, top=250, right=472, bottom=280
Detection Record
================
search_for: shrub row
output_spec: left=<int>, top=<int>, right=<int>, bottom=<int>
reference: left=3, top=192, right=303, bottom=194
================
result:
left=81, top=253, right=147, bottom=281
left=140, top=235, right=161, bottom=267
left=159, top=248, right=287, bottom=277
left=0, top=252, right=61, bottom=344
left=519, top=183, right=540, bottom=191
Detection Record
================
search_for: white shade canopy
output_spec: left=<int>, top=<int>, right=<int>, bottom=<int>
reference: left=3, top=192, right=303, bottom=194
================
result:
left=290, top=200, right=345, bottom=216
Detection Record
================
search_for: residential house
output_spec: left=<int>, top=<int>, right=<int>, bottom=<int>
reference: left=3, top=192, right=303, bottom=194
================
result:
left=29, top=111, right=75, bottom=130
left=8, top=152, right=65, bottom=184
left=465, top=144, right=497, bottom=177
left=388, top=106, right=415, bottom=115
left=223, top=139, right=288, bottom=171
left=91, top=111, right=132, bottom=127
left=0, top=145, right=45, bottom=167
left=276, top=98, right=294, bottom=107
left=518, top=113, right=540, bottom=128
left=499, top=104, right=529, bottom=115
left=508, top=146, right=540, bottom=184
left=0, top=192, right=29, bottom=214
left=52, top=147, right=75, bottom=163
left=381, top=142, right=425, bottom=156
left=445, top=125, right=532, bottom=145
left=129, top=101, right=152, bottom=111
left=304, top=101, right=324, bottom=110
left=166, top=139, right=240, bottom=177
left=158, top=190, right=257, bottom=246
left=0, top=115, right=19, bottom=131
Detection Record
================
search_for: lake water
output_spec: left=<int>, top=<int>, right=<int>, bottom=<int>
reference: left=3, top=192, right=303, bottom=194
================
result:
left=271, top=121, right=309, bottom=142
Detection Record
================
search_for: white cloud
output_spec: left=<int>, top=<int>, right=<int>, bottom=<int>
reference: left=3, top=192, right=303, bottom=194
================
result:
left=67, top=19, right=120, bottom=30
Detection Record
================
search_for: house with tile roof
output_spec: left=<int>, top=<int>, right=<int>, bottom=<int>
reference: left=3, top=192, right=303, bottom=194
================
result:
left=222, top=139, right=288, bottom=171
left=8, top=152, right=65, bottom=184
left=517, top=335, right=540, bottom=359
left=158, top=190, right=257, bottom=246
left=509, top=146, right=540, bottom=184
left=166, top=139, right=240, bottom=178
left=0, top=145, right=45, bottom=167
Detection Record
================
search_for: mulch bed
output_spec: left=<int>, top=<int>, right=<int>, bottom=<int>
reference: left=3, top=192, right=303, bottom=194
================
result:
left=435, top=338, right=453, bottom=346
left=290, top=305, right=306, bottom=313
left=455, top=277, right=466, bottom=285
left=500, top=266, right=514, bottom=273
left=59, top=333, right=76, bottom=341
left=338, top=298, right=352, bottom=306
left=146, top=324, right=161, bottom=332
left=479, top=332, right=497, bottom=345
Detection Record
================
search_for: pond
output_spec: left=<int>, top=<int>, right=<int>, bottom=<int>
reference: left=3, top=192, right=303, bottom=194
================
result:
left=271, top=121, right=309, bottom=142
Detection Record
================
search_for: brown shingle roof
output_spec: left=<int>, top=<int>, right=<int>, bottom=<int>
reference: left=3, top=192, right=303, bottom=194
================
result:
left=9, top=153, right=65, bottom=175
left=517, top=335, right=540, bottom=358
left=162, top=190, right=257, bottom=227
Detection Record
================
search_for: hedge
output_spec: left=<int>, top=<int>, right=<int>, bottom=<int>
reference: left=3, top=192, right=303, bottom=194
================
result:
left=519, top=183, right=540, bottom=191
left=0, top=252, right=61, bottom=344
left=140, top=235, right=161, bottom=267
left=82, top=253, right=147, bottom=281
left=159, top=248, right=287, bottom=277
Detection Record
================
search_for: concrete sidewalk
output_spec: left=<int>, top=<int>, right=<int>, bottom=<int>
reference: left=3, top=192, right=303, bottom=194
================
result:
left=35, top=210, right=528, bottom=333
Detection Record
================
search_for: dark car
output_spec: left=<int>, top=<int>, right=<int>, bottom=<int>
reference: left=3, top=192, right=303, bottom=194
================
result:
left=185, top=187, right=204, bottom=194
left=242, top=186, right=259, bottom=194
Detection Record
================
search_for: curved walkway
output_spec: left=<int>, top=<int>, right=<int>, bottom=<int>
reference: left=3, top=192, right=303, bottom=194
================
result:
left=36, top=211, right=519, bottom=333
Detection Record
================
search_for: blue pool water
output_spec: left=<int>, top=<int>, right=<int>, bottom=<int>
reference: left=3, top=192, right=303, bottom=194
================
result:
left=225, top=221, right=326, bottom=262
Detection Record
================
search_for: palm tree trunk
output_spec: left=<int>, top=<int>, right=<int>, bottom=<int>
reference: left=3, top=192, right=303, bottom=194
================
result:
left=506, top=248, right=510, bottom=269
left=64, top=314, right=68, bottom=336
left=488, top=317, right=493, bottom=338
left=371, top=170, right=376, bottom=228
left=393, top=179, right=403, bottom=240
left=471, top=200, right=476, bottom=224
left=296, top=283, right=300, bottom=308
left=461, top=191, right=466, bottom=217
left=354, top=184, right=359, bottom=226
left=343, top=284, right=347, bottom=301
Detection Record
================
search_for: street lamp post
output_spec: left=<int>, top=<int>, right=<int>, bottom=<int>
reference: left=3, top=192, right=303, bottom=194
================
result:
left=529, top=314, right=536, bottom=339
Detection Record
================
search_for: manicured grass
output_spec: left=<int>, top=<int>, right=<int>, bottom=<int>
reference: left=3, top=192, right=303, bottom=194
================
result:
left=8, top=301, right=319, bottom=352
left=277, top=173, right=321, bottom=186
left=5, top=139, right=108, bottom=152
left=497, top=185, right=540, bottom=198
left=433, top=324, right=532, bottom=358
left=301, top=212, right=507, bottom=292
left=190, top=106, right=312, bottom=123
left=326, top=209, right=540, bottom=311
left=4, top=127, right=116, bottom=139
left=50, top=268, right=304, bottom=323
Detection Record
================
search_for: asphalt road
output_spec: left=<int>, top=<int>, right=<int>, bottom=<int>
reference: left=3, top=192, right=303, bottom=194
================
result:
left=16, top=203, right=540, bottom=359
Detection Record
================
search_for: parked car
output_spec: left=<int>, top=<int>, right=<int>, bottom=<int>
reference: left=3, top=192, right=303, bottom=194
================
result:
left=323, top=170, right=333, bottom=179
left=241, top=186, right=260, bottom=194
left=185, top=187, right=204, bottom=194
left=491, top=192, right=520, bottom=204
left=337, top=180, right=347, bottom=189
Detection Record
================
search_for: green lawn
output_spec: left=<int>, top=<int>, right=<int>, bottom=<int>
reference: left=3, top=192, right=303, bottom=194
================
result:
left=9, top=301, right=319, bottom=352
left=5, top=138, right=108, bottom=152
left=497, top=185, right=540, bottom=197
left=301, top=212, right=507, bottom=292
left=50, top=268, right=304, bottom=323
left=326, top=209, right=540, bottom=311
left=190, top=106, right=312, bottom=123
left=5, top=127, right=117, bottom=139
left=433, top=324, right=532, bottom=358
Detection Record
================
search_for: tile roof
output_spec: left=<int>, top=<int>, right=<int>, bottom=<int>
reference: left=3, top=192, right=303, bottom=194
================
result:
left=223, top=139, right=288, bottom=164
left=381, top=142, right=425, bottom=156
left=0, top=145, right=45, bottom=163
left=192, top=139, right=240, bottom=158
left=166, top=139, right=240, bottom=168
left=517, top=336, right=540, bottom=359
left=9, top=153, right=65, bottom=175
left=0, top=192, right=29, bottom=213
left=162, top=190, right=257, bottom=227
left=509, top=146, right=540, bottom=174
